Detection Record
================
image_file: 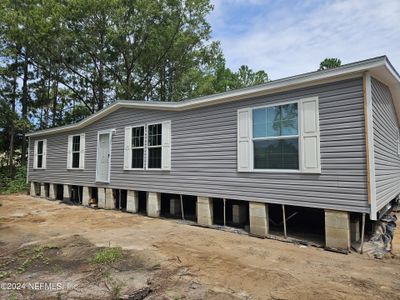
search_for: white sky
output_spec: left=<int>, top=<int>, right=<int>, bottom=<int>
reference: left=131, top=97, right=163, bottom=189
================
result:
left=209, top=0, right=400, bottom=79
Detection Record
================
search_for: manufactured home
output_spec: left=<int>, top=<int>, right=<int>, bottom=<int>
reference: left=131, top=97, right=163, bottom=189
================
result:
left=27, top=56, right=400, bottom=251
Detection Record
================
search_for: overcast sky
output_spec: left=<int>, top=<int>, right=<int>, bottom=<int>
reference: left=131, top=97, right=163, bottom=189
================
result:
left=208, top=0, right=400, bottom=80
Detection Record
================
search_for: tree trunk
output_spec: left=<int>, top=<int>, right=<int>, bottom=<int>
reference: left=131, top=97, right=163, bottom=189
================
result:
left=97, top=61, right=104, bottom=111
left=8, top=127, right=15, bottom=174
left=52, top=80, right=58, bottom=127
left=39, top=109, right=43, bottom=129
left=160, top=66, right=166, bottom=102
left=8, top=46, right=18, bottom=174
left=21, top=48, right=29, bottom=165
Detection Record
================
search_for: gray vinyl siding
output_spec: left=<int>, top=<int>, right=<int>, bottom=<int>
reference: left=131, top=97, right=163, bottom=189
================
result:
left=371, top=78, right=400, bottom=211
left=29, top=78, right=369, bottom=213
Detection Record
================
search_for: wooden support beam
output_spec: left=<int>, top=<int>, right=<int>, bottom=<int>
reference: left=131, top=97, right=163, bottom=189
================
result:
left=223, top=198, right=226, bottom=226
left=282, top=204, right=287, bottom=239
left=119, top=189, right=122, bottom=210
left=180, top=194, right=185, bottom=220
left=361, top=213, right=366, bottom=254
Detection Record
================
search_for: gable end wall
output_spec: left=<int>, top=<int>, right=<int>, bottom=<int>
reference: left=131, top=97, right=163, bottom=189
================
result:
left=371, top=77, right=400, bottom=211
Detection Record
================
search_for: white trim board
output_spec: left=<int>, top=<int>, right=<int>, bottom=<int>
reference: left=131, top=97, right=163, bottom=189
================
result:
left=364, top=72, right=377, bottom=220
left=27, top=56, right=400, bottom=137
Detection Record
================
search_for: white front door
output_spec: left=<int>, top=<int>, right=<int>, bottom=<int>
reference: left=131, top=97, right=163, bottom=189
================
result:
left=96, top=132, right=111, bottom=182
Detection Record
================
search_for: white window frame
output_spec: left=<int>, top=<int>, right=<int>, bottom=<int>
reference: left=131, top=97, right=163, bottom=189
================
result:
left=71, top=135, right=81, bottom=168
left=68, top=134, right=85, bottom=169
left=96, top=129, right=114, bottom=183
left=238, top=97, right=320, bottom=174
left=124, top=121, right=171, bottom=171
left=130, top=124, right=146, bottom=170
left=250, top=100, right=302, bottom=173
left=146, top=122, right=163, bottom=170
left=34, top=139, right=47, bottom=169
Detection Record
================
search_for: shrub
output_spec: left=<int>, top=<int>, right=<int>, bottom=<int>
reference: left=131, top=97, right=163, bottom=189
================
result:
left=0, top=165, right=28, bottom=194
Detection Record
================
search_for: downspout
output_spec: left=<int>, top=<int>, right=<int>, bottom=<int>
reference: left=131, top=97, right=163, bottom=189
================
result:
left=363, top=72, right=377, bottom=220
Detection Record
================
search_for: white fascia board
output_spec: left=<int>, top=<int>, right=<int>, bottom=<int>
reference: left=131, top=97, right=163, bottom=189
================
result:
left=27, top=56, right=397, bottom=137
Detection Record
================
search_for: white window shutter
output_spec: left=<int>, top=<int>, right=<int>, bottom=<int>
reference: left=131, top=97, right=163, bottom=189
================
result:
left=33, top=140, right=38, bottom=169
left=300, top=97, right=321, bottom=173
left=80, top=133, right=85, bottom=169
left=124, top=127, right=132, bottom=170
left=161, top=120, right=171, bottom=170
left=42, top=139, right=47, bottom=169
left=144, top=125, right=148, bottom=170
left=237, top=108, right=252, bottom=172
left=67, top=135, right=73, bottom=169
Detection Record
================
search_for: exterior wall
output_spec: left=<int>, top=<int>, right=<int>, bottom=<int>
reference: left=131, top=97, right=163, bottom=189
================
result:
left=28, top=78, right=369, bottom=213
left=371, top=78, right=400, bottom=211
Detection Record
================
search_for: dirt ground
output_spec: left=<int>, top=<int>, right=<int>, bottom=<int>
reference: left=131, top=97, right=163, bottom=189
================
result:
left=0, top=194, right=400, bottom=300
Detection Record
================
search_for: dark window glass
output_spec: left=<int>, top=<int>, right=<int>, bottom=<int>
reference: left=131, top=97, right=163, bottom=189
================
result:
left=71, top=135, right=81, bottom=168
left=72, top=152, right=80, bottom=168
left=132, top=127, right=144, bottom=147
left=132, top=149, right=144, bottom=168
left=37, top=141, right=43, bottom=168
left=254, top=138, right=299, bottom=169
left=131, top=126, right=144, bottom=168
left=148, top=147, right=161, bottom=169
left=148, top=124, right=162, bottom=146
left=72, top=135, right=80, bottom=152
left=37, top=154, right=43, bottom=168
left=148, top=124, right=162, bottom=169
left=37, top=141, right=43, bottom=155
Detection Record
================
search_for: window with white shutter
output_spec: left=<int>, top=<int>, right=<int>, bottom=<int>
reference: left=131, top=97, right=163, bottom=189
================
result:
left=67, top=134, right=85, bottom=169
left=34, top=139, right=47, bottom=169
left=237, top=97, right=320, bottom=173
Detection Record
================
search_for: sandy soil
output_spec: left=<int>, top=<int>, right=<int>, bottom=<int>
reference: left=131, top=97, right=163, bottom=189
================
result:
left=0, top=194, right=400, bottom=300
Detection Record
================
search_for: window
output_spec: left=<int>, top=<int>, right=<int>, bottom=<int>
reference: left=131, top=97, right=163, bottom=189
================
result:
left=34, top=139, right=47, bottom=169
left=131, top=126, right=144, bottom=168
left=253, top=103, right=299, bottom=170
left=72, top=135, right=80, bottom=168
left=237, top=97, right=320, bottom=173
left=148, top=123, right=162, bottom=169
left=124, top=121, right=171, bottom=171
left=67, top=134, right=85, bottom=169
left=37, top=140, right=44, bottom=168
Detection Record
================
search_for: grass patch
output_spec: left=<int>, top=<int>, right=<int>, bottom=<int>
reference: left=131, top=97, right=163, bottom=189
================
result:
left=17, top=245, right=60, bottom=273
left=91, top=247, right=123, bottom=265
left=52, top=264, right=63, bottom=274
left=0, top=271, right=11, bottom=279
left=18, top=258, right=31, bottom=273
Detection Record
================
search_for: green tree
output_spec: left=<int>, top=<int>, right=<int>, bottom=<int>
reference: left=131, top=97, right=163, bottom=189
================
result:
left=318, top=58, right=342, bottom=70
left=231, top=65, right=268, bottom=89
left=0, top=0, right=270, bottom=177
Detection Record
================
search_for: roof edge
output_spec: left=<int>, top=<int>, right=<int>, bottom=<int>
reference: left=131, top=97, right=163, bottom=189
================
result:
left=27, top=56, right=397, bottom=137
